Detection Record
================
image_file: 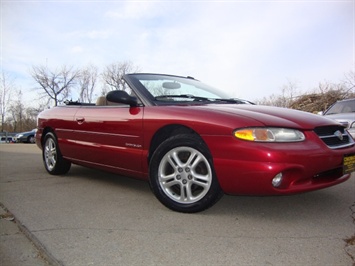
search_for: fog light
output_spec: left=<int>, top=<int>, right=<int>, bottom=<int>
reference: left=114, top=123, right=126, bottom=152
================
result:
left=272, top=173, right=283, bottom=187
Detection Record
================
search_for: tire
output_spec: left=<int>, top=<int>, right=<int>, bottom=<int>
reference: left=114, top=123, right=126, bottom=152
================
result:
left=42, top=132, right=71, bottom=175
left=149, top=134, right=223, bottom=213
left=28, top=135, right=35, bottom=143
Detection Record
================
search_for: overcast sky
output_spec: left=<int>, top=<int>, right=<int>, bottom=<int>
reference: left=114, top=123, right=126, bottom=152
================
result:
left=1, top=0, right=354, bottom=105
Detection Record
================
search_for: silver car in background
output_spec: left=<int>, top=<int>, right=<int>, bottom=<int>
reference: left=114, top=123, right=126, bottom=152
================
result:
left=323, top=98, right=355, bottom=139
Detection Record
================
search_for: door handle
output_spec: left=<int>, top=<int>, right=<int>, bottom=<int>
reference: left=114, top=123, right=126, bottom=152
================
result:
left=76, top=117, right=85, bottom=124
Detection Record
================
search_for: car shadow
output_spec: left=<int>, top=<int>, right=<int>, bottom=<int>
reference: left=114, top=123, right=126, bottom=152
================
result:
left=67, top=164, right=151, bottom=194
left=65, top=165, right=352, bottom=222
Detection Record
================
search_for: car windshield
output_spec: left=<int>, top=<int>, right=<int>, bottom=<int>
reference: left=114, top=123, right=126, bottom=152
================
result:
left=325, top=99, right=355, bottom=115
left=128, top=74, right=244, bottom=104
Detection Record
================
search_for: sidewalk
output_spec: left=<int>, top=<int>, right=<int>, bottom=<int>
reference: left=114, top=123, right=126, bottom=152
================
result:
left=0, top=204, right=51, bottom=266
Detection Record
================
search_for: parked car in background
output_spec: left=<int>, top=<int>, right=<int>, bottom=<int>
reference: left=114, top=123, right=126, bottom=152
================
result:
left=14, top=129, right=37, bottom=143
left=322, top=98, right=355, bottom=139
left=36, top=73, right=355, bottom=213
left=0, top=136, right=13, bottom=143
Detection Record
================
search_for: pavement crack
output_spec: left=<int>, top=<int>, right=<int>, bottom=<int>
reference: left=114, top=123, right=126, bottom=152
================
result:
left=0, top=177, right=49, bottom=183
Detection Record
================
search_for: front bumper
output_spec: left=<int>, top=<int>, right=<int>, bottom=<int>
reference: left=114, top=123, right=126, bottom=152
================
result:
left=14, top=136, right=27, bottom=143
left=204, top=132, right=355, bottom=195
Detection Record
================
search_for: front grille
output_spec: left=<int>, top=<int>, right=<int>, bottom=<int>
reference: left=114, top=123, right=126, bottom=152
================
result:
left=314, top=126, right=354, bottom=149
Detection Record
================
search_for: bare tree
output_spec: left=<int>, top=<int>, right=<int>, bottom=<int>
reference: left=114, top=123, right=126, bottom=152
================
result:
left=8, top=90, right=25, bottom=132
left=343, top=70, right=355, bottom=93
left=289, top=81, right=354, bottom=113
left=78, top=65, right=98, bottom=103
left=257, top=80, right=299, bottom=108
left=101, top=61, right=140, bottom=93
left=280, top=80, right=299, bottom=108
left=0, top=71, right=15, bottom=132
left=30, top=65, right=80, bottom=106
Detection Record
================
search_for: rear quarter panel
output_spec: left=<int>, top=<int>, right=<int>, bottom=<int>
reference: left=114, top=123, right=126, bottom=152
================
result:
left=37, top=106, right=79, bottom=157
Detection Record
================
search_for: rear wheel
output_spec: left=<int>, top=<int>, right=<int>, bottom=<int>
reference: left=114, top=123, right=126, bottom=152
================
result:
left=43, top=132, right=71, bottom=175
left=149, top=134, right=223, bottom=213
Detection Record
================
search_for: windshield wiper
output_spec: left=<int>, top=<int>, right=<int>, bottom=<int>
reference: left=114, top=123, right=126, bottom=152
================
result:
left=155, top=94, right=210, bottom=101
left=210, top=98, right=255, bottom=104
left=211, top=98, right=241, bottom=103
left=155, top=95, right=253, bottom=104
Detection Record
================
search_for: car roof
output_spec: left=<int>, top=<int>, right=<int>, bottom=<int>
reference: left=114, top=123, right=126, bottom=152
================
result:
left=335, top=98, right=355, bottom=102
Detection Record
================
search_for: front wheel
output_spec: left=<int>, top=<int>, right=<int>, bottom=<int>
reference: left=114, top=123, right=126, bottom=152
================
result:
left=149, top=134, right=223, bottom=213
left=28, top=135, right=35, bottom=143
left=43, top=132, right=71, bottom=175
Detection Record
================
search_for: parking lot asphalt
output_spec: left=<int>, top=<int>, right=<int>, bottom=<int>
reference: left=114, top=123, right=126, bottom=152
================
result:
left=0, top=143, right=354, bottom=265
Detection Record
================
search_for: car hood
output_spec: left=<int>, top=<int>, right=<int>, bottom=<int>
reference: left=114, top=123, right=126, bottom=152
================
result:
left=324, top=113, right=355, bottom=122
left=192, top=104, right=341, bottom=129
left=16, top=130, right=35, bottom=136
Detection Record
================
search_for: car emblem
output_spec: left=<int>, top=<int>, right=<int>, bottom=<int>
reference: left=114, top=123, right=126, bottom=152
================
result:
left=334, top=130, right=343, bottom=141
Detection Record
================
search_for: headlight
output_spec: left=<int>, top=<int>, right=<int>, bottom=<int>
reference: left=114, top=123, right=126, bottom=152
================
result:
left=17, top=134, right=23, bottom=138
left=234, top=127, right=305, bottom=142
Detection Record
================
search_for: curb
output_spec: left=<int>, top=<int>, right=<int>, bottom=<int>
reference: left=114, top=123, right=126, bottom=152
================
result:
left=0, top=202, right=61, bottom=266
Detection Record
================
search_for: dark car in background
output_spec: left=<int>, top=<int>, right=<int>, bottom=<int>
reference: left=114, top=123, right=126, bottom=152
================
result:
left=14, top=129, right=36, bottom=143
left=0, top=136, right=14, bottom=143
left=323, top=98, right=355, bottom=139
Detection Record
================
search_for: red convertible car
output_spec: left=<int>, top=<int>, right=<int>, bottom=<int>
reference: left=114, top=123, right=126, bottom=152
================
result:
left=36, top=73, right=355, bottom=212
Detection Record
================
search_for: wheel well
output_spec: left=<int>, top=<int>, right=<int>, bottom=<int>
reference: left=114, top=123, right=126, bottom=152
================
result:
left=41, top=127, right=55, bottom=145
left=148, top=125, right=200, bottom=163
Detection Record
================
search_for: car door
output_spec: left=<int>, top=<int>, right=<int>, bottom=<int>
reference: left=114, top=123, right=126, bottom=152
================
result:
left=72, top=105, right=144, bottom=177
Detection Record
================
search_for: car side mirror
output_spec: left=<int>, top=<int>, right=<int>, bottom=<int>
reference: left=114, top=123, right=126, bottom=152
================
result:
left=106, top=90, right=138, bottom=107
